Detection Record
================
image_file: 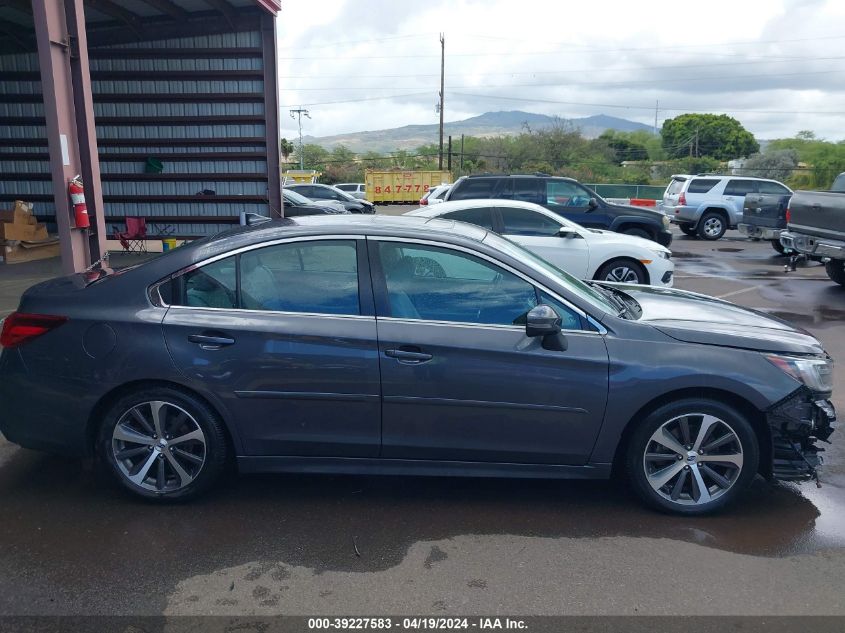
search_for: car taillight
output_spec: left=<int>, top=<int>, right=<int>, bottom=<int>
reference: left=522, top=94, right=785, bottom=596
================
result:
left=678, top=193, right=687, bottom=206
left=786, top=207, right=791, bottom=224
left=0, top=312, right=67, bottom=348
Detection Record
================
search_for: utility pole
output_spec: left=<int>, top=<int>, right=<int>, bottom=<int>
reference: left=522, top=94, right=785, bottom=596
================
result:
left=460, top=133, right=464, bottom=172
left=447, top=135, right=452, bottom=171
left=289, top=107, right=310, bottom=169
left=438, top=32, right=445, bottom=170
left=653, top=100, right=659, bottom=136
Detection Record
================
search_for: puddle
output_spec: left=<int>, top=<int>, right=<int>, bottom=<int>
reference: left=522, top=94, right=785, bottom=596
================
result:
left=716, top=247, right=744, bottom=253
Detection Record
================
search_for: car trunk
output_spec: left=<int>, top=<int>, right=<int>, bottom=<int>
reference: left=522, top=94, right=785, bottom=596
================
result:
left=789, top=190, right=845, bottom=239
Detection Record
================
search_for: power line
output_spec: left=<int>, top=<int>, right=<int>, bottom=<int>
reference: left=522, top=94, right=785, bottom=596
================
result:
left=279, top=92, right=430, bottom=108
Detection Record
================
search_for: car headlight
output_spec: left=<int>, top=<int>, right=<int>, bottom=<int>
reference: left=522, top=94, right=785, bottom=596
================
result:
left=765, top=354, right=834, bottom=392
left=648, top=249, right=670, bottom=260
left=662, top=215, right=671, bottom=227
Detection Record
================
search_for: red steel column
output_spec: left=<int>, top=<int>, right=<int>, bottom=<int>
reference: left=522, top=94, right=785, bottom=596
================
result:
left=32, top=0, right=103, bottom=273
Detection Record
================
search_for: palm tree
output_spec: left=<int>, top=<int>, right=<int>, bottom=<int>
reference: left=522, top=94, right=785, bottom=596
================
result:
left=279, top=138, right=295, bottom=163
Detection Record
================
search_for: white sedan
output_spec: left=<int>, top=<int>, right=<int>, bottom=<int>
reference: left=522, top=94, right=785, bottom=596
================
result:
left=408, top=199, right=674, bottom=286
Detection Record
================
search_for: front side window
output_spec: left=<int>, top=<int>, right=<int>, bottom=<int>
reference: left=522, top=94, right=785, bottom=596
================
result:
left=546, top=181, right=592, bottom=208
left=723, top=180, right=758, bottom=196
left=499, top=207, right=562, bottom=236
left=377, top=241, right=579, bottom=328
left=336, top=184, right=354, bottom=192
left=169, top=240, right=360, bottom=316
left=757, top=181, right=790, bottom=195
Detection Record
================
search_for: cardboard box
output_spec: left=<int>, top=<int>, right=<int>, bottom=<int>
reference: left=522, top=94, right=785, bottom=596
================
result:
left=3, top=239, right=60, bottom=264
left=0, top=221, right=37, bottom=241
left=0, top=200, right=34, bottom=224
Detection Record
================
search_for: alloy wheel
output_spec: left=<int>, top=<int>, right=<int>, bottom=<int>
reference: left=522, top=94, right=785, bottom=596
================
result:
left=702, top=216, right=723, bottom=238
left=111, top=400, right=207, bottom=493
left=642, top=413, right=743, bottom=506
left=604, top=265, right=641, bottom=283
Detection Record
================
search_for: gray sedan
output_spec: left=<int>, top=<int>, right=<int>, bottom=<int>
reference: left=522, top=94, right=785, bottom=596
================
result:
left=0, top=216, right=835, bottom=514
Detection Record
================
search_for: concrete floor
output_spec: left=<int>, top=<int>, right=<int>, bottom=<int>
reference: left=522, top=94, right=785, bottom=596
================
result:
left=0, top=222, right=844, bottom=616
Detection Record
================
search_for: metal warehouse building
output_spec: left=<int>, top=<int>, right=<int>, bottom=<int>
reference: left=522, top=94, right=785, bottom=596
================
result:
left=0, top=0, right=282, bottom=273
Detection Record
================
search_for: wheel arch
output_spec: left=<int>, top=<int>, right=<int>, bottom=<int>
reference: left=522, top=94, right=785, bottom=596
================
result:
left=608, top=215, right=658, bottom=238
left=593, top=256, right=651, bottom=285
left=608, top=387, right=771, bottom=479
left=85, top=379, right=240, bottom=460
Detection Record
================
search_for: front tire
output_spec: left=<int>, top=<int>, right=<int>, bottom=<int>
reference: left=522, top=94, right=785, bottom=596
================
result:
left=826, top=260, right=845, bottom=286
left=596, top=258, right=648, bottom=284
left=771, top=239, right=786, bottom=254
left=679, top=224, right=697, bottom=237
left=625, top=399, right=759, bottom=515
left=98, top=387, right=229, bottom=501
left=622, top=227, right=651, bottom=240
left=697, top=212, right=727, bottom=240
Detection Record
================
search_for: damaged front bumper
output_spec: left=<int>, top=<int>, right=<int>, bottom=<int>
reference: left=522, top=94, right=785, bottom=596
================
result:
left=767, top=388, right=836, bottom=481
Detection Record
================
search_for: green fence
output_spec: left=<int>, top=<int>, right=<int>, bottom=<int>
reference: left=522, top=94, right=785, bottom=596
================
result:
left=585, top=184, right=666, bottom=200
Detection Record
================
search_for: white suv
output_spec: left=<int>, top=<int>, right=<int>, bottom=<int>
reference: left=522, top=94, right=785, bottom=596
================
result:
left=663, top=175, right=792, bottom=240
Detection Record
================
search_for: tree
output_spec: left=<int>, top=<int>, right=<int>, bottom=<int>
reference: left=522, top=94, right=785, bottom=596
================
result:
left=740, top=150, right=798, bottom=182
left=297, top=144, right=330, bottom=171
left=598, top=130, right=649, bottom=164
left=661, top=114, right=759, bottom=161
left=279, top=138, right=295, bottom=162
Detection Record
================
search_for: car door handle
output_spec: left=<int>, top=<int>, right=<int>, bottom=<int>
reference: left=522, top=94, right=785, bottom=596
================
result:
left=188, top=333, right=235, bottom=349
left=385, top=347, right=433, bottom=363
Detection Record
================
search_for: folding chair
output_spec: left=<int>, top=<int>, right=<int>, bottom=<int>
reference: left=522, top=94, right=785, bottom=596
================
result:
left=114, top=216, right=147, bottom=254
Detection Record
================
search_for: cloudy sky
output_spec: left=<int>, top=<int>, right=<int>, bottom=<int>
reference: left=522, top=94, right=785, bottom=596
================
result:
left=276, top=0, right=845, bottom=143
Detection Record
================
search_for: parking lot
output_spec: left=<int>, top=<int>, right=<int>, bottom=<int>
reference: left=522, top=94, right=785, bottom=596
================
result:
left=0, top=223, right=844, bottom=616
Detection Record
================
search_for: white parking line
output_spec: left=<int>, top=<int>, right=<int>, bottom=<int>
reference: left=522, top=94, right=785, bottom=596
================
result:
left=717, top=286, right=760, bottom=299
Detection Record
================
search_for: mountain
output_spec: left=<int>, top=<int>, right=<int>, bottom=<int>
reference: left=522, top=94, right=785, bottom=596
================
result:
left=301, top=110, right=653, bottom=153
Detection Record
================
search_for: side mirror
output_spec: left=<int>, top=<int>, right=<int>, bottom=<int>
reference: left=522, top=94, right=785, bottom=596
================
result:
left=586, top=197, right=598, bottom=211
left=526, top=305, right=562, bottom=337
left=558, top=228, right=578, bottom=239
left=526, top=305, right=567, bottom=351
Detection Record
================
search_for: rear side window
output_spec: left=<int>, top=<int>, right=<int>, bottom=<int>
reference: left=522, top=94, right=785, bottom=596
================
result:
left=336, top=184, right=354, bottom=192
left=833, top=173, right=845, bottom=192
left=499, top=207, right=562, bottom=236
left=449, top=178, right=498, bottom=200
left=444, top=208, right=495, bottom=231
left=687, top=179, right=720, bottom=194
left=512, top=178, right=542, bottom=203
left=168, top=240, right=360, bottom=316
left=758, top=181, right=790, bottom=195
left=724, top=180, right=758, bottom=196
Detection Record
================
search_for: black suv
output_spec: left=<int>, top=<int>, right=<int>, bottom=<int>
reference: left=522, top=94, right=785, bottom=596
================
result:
left=445, top=174, right=673, bottom=246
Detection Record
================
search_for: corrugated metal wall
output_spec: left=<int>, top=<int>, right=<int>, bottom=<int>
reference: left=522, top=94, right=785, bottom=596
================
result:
left=0, top=26, right=273, bottom=238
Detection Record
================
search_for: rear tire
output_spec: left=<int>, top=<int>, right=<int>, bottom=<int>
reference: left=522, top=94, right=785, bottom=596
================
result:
left=771, top=239, right=786, bottom=255
left=825, top=259, right=845, bottom=286
left=596, top=258, right=648, bottom=285
left=625, top=399, right=759, bottom=515
left=679, top=225, right=697, bottom=237
left=697, top=211, right=727, bottom=240
left=98, top=386, right=229, bottom=501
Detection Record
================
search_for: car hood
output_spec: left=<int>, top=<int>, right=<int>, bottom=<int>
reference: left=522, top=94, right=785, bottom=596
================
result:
left=605, top=201, right=665, bottom=220
left=608, top=284, right=825, bottom=354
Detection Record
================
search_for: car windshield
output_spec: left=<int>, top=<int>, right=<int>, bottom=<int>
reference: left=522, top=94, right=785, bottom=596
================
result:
left=283, top=188, right=314, bottom=205
left=481, top=231, right=616, bottom=315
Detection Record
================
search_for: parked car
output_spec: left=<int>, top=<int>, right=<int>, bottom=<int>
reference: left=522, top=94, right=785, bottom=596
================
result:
left=738, top=192, right=793, bottom=253
left=444, top=174, right=672, bottom=247
left=0, top=215, right=835, bottom=514
left=408, top=199, right=674, bottom=286
left=780, top=172, right=845, bottom=286
left=335, top=183, right=366, bottom=199
left=419, top=183, right=451, bottom=206
left=282, top=189, right=349, bottom=217
left=663, top=175, right=792, bottom=241
left=287, top=183, right=375, bottom=214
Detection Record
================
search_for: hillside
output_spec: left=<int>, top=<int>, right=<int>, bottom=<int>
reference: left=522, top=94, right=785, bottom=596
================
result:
left=302, top=111, right=653, bottom=153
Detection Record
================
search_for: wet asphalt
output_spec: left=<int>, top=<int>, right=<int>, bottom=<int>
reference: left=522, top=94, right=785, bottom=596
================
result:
left=1, top=223, right=845, bottom=616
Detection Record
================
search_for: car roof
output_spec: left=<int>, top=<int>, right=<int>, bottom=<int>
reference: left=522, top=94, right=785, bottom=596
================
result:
left=411, top=198, right=548, bottom=217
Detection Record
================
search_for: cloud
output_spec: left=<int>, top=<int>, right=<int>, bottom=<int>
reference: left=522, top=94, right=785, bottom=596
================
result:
left=276, top=0, right=845, bottom=142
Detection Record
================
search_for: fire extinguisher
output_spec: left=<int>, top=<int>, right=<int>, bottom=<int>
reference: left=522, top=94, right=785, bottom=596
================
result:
left=68, top=175, right=90, bottom=229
